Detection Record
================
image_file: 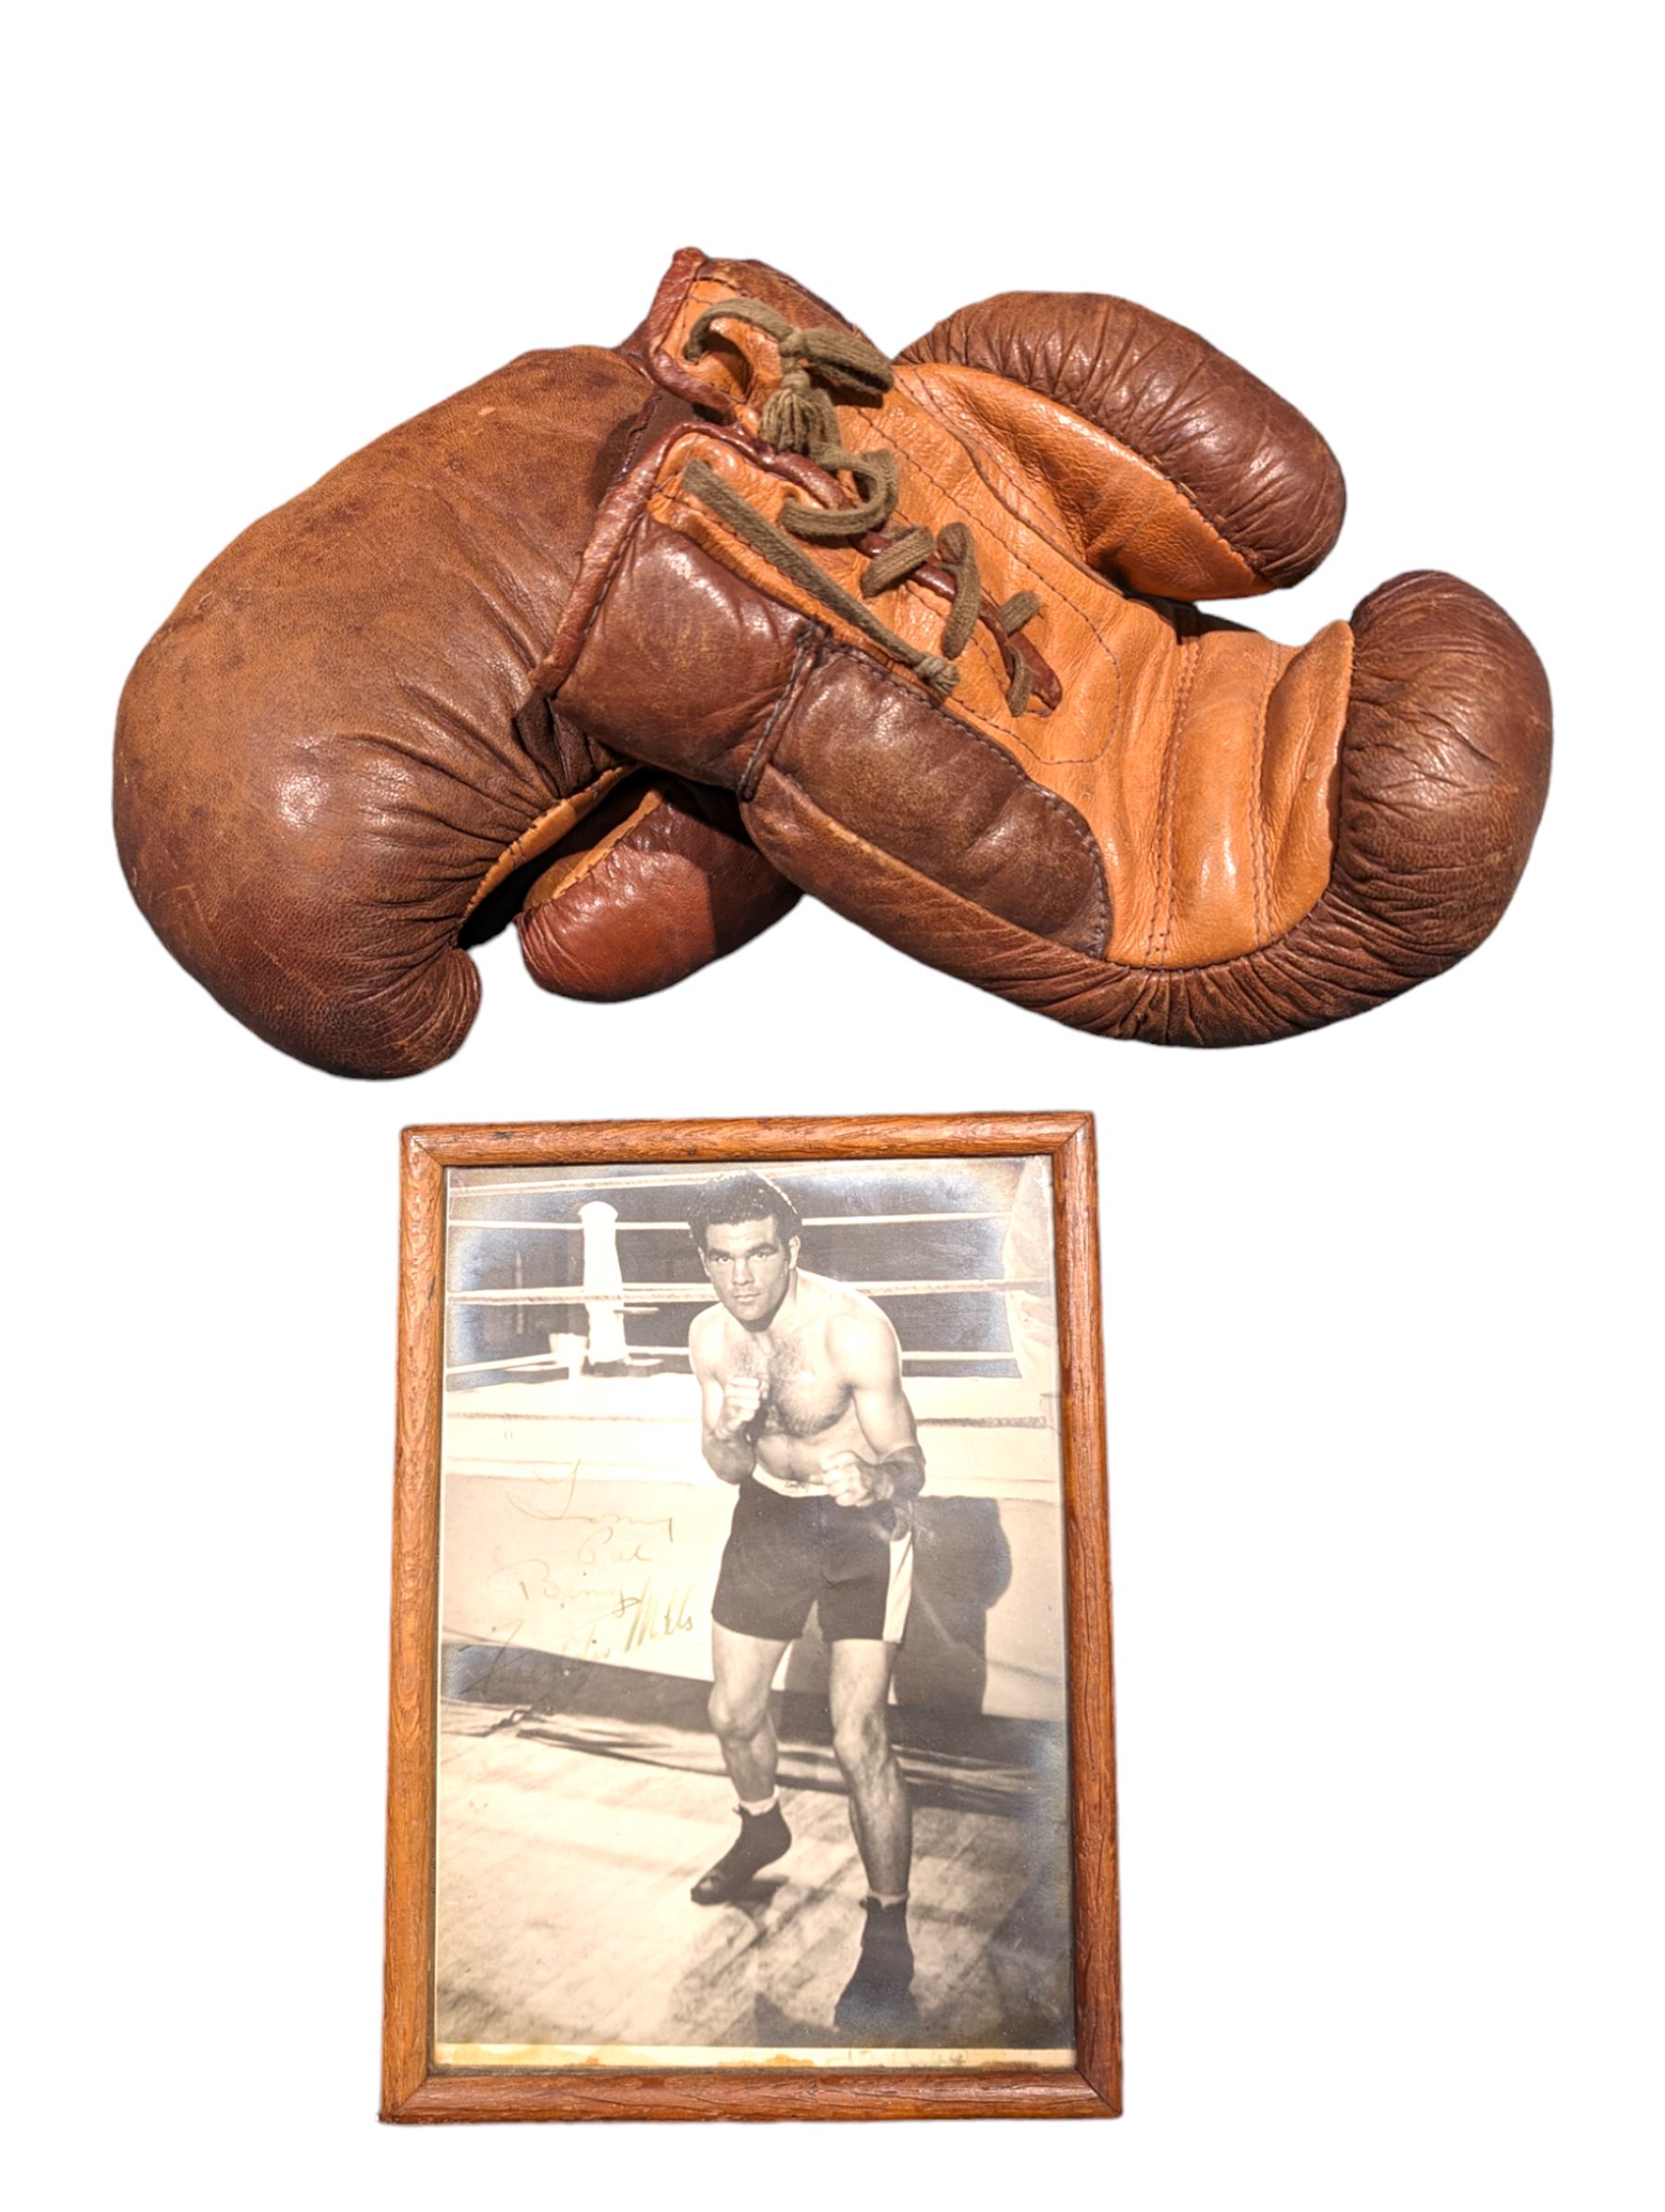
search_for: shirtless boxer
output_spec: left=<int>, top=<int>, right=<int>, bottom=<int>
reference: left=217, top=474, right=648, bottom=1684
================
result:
left=684, top=1172, right=926, bottom=2033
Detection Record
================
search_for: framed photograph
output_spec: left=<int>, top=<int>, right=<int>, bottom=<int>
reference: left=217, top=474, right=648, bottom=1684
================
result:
left=383, top=1112, right=1116, bottom=2121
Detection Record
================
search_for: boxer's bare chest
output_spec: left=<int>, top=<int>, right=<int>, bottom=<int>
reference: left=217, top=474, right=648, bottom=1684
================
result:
left=720, top=1309, right=851, bottom=1442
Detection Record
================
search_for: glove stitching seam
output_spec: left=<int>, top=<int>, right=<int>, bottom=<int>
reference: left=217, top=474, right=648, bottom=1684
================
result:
left=739, top=625, right=824, bottom=803
left=612, top=368, right=680, bottom=484
left=1249, top=639, right=1279, bottom=948
left=1148, top=627, right=1200, bottom=965
left=560, top=496, right=656, bottom=689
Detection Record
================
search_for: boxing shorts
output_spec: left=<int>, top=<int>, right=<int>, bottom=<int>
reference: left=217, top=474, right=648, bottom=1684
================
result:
left=711, top=1475, right=914, bottom=1644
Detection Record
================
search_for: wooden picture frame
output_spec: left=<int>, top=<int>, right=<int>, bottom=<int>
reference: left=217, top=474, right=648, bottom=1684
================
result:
left=383, top=1112, right=1116, bottom=2121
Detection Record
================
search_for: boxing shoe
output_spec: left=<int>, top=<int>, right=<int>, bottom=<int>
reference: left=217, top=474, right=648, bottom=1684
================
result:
left=832, top=1898, right=916, bottom=2036
left=690, top=1800, right=792, bottom=1904
left=114, top=278, right=817, bottom=1077
left=538, top=249, right=1551, bottom=1046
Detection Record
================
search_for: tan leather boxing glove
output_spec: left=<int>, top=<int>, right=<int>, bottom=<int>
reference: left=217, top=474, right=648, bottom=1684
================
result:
left=114, top=282, right=815, bottom=1078
left=537, top=249, right=1550, bottom=1045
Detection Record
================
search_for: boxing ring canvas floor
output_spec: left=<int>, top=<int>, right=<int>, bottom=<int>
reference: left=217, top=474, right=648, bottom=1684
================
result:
left=434, top=1690, right=1076, bottom=2069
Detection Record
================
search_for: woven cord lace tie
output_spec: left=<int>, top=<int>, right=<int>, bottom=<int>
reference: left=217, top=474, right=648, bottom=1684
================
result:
left=682, top=298, right=1043, bottom=709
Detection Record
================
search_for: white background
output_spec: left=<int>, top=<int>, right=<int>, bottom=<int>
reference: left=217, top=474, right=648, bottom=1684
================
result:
left=9, top=4, right=1659, bottom=2203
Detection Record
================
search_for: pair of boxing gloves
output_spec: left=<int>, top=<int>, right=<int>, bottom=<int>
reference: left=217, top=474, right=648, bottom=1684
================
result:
left=115, top=249, right=1551, bottom=1077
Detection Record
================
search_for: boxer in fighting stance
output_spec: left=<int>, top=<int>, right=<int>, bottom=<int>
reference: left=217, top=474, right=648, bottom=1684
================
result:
left=685, top=1172, right=926, bottom=2033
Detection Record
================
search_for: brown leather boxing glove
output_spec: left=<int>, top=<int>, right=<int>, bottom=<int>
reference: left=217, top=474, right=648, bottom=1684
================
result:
left=114, top=301, right=808, bottom=1077
left=537, top=249, right=1551, bottom=1046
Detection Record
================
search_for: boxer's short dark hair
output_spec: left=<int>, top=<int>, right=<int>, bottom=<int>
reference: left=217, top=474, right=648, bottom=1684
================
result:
left=687, top=1173, right=802, bottom=1254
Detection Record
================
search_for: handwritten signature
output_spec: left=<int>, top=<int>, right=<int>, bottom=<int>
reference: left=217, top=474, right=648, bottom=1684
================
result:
left=486, top=1545, right=698, bottom=1664
left=501, top=1457, right=675, bottom=1567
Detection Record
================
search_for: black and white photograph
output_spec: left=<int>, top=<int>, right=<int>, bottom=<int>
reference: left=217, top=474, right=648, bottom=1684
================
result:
left=433, top=1149, right=1079, bottom=2069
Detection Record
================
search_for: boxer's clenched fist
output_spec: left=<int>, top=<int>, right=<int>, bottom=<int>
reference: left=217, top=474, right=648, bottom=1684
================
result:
left=820, top=1451, right=893, bottom=1509
left=712, top=1374, right=763, bottom=1442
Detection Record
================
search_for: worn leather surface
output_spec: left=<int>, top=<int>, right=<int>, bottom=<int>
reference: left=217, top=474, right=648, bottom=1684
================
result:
left=898, top=291, right=1347, bottom=591
left=115, top=340, right=796, bottom=1076
left=736, top=571, right=1548, bottom=1044
left=519, top=780, right=797, bottom=1000
left=538, top=252, right=1550, bottom=1044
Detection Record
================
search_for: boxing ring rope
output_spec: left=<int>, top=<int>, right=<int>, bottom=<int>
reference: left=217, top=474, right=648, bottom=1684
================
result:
left=444, top=1347, right=1022, bottom=1378
left=445, top=1161, right=968, bottom=1199
left=449, top=1279, right=1048, bottom=1306
left=444, top=1176, right=1057, bottom=1401
left=446, top=1212, right=1006, bottom=1232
